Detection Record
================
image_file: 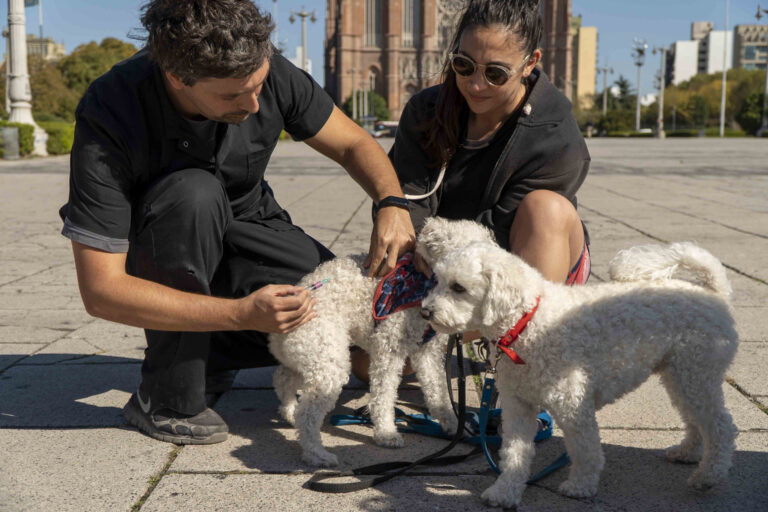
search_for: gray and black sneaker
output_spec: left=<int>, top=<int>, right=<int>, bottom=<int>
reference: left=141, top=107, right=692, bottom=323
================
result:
left=123, top=390, right=228, bottom=445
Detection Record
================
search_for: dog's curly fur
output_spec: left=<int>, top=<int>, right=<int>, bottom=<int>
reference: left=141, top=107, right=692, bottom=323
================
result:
left=422, top=241, right=738, bottom=508
left=268, top=217, right=495, bottom=467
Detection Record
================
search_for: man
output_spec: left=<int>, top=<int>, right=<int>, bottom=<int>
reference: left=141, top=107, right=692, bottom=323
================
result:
left=60, top=0, right=414, bottom=445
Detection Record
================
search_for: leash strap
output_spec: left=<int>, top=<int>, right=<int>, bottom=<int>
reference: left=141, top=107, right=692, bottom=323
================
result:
left=307, top=334, right=474, bottom=493
left=477, top=375, right=570, bottom=483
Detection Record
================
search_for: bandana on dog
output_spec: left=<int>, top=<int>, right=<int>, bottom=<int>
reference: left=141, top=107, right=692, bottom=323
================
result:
left=372, top=252, right=437, bottom=344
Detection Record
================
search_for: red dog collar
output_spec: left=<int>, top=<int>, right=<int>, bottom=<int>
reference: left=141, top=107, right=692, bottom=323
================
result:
left=495, top=297, right=540, bottom=365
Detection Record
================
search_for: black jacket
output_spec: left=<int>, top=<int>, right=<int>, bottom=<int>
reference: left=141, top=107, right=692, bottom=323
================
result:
left=390, top=68, right=590, bottom=247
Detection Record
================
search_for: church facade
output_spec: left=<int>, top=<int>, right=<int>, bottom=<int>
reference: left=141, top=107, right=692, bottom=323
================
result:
left=324, top=0, right=573, bottom=120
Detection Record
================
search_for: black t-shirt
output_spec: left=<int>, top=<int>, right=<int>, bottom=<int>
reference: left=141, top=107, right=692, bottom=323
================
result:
left=60, top=49, right=334, bottom=253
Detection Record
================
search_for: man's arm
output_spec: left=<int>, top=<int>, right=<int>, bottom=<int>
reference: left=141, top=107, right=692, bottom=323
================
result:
left=72, top=242, right=316, bottom=334
left=304, top=106, right=415, bottom=276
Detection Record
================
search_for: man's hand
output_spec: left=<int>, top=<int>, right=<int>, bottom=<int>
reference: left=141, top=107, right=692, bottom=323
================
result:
left=365, top=206, right=416, bottom=277
left=236, top=284, right=317, bottom=334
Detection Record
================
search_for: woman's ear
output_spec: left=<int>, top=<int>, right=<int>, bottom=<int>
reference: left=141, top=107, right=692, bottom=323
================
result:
left=523, top=49, right=542, bottom=78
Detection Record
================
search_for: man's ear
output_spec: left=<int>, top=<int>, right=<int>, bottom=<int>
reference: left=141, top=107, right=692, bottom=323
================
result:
left=164, top=70, right=186, bottom=90
left=523, top=49, right=542, bottom=78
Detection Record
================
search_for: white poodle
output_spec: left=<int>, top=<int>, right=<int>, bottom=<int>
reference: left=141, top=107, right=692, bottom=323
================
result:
left=420, top=241, right=738, bottom=508
left=269, top=217, right=495, bottom=467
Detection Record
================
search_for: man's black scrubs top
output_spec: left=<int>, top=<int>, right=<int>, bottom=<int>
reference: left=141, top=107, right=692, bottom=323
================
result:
left=60, top=49, right=334, bottom=253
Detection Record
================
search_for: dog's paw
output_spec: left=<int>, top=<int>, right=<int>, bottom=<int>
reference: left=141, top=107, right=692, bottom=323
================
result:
left=481, top=481, right=522, bottom=509
left=437, top=411, right=459, bottom=435
left=301, top=448, right=339, bottom=468
left=558, top=478, right=598, bottom=499
left=665, top=444, right=702, bottom=464
left=373, top=430, right=405, bottom=448
left=278, top=405, right=296, bottom=426
left=687, top=469, right=723, bottom=491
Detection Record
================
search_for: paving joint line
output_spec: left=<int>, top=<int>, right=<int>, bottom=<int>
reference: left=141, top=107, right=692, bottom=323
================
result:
left=579, top=205, right=768, bottom=286
left=726, top=377, right=768, bottom=416
left=591, top=184, right=768, bottom=241
left=328, top=197, right=368, bottom=250
left=131, top=445, right=182, bottom=511
left=283, top=175, right=343, bottom=209
left=0, top=261, right=72, bottom=288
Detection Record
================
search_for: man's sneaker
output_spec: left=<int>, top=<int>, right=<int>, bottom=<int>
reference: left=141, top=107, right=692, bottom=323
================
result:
left=123, top=391, right=228, bottom=445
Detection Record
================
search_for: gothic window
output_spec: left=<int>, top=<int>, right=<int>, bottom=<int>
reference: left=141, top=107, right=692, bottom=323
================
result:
left=368, top=68, right=379, bottom=93
left=402, top=0, right=421, bottom=48
left=365, top=0, right=383, bottom=47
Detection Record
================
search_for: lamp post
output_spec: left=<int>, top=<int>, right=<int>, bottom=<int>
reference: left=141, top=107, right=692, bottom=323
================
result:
left=7, top=0, right=47, bottom=155
left=756, top=4, right=768, bottom=137
left=719, top=0, right=730, bottom=137
left=271, top=0, right=278, bottom=48
left=289, top=6, right=316, bottom=74
left=632, top=38, right=648, bottom=132
left=653, top=46, right=667, bottom=138
left=597, top=65, right=613, bottom=117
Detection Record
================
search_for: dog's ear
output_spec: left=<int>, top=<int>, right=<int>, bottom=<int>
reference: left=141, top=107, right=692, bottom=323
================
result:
left=480, top=253, right=521, bottom=326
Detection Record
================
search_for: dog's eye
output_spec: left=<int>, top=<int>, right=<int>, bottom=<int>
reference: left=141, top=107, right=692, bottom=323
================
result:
left=450, top=282, right=466, bottom=293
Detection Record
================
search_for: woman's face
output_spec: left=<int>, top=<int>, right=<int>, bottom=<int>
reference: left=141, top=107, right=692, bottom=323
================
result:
left=454, top=25, right=535, bottom=119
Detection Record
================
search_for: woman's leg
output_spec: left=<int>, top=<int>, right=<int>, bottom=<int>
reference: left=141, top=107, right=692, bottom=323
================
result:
left=508, top=190, right=585, bottom=283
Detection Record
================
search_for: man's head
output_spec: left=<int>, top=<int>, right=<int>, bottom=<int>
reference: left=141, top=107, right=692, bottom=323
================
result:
left=141, top=0, right=274, bottom=86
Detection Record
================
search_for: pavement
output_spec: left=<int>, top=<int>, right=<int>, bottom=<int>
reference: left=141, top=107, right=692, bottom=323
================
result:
left=0, top=138, right=767, bottom=511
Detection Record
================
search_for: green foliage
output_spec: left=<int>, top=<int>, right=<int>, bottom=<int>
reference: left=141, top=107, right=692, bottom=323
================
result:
left=688, top=95, right=710, bottom=128
left=597, top=109, right=634, bottom=133
left=613, top=75, right=635, bottom=111
left=57, top=38, right=138, bottom=98
left=342, top=90, right=391, bottom=122
left=38, top=121, right=75, bottom=154
left=27, top=56, right=80, bottom=122
left=735, top=92, right=765, bottom=136
left=0, top=121, right=35, bottom=156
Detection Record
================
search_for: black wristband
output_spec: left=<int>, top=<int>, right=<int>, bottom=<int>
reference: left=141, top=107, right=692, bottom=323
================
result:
left=374, top=195, right=410, bottom=212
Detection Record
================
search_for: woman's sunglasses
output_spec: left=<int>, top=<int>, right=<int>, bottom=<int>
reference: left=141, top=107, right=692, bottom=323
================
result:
left=448, top=52, right=531, bottom=87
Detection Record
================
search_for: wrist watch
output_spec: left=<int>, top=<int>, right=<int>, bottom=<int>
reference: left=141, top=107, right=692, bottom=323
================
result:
left=375, top=195, right=410, bottom=212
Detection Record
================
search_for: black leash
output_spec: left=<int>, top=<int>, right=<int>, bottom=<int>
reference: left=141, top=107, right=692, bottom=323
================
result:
left=306, top=333, right=479, bottom=493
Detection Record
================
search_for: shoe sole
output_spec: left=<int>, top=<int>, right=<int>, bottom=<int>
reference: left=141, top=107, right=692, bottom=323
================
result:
left=123, top=397, right=228, bottom=445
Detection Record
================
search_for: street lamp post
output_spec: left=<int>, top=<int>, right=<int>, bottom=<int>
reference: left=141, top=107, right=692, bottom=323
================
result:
left=7, top=0, right=47, bottom=155
left=632, top=38, right=648, bottom=133
left=756, top=4, right=768, bottom=137
left=653, top=46, right=667, bottom=138
left=289, top=6, right=316, bottom=74
left=720, top=0, right=730, bottom=138
left=597, top=65, right=614, bottom=117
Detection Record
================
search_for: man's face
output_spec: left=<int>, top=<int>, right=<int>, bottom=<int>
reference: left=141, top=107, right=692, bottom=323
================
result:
left=168, top=59, right=271, bottom=124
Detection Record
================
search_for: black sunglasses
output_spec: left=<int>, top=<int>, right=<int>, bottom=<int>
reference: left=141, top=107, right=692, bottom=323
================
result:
left=448, top=52, right=530, bottom=87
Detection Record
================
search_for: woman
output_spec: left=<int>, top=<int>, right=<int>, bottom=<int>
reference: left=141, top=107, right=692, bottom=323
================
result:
left=352, top=0, right=590, bottom=381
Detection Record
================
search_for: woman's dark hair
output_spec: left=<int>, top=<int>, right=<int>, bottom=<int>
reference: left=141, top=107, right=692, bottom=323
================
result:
left=138, top=0, right=274, bottom=85
left=423, top=0, right=542, bottom=169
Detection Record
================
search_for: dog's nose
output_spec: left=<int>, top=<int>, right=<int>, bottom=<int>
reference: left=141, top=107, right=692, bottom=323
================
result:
left=420, top=308, right=433, bottom=320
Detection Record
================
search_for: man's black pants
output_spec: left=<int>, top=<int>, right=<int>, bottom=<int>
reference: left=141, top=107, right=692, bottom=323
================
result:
left=126, top=169, right=334, bottom=415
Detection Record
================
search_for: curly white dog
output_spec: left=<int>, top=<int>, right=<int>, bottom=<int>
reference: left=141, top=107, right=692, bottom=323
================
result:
left=269, top=217, right=495, bottom=467
left=421, top=241, right=738, bottom=508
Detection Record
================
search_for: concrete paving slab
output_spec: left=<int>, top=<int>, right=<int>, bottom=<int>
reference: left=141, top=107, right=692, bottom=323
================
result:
left=728, top=343, right=768, bottom=397
left=0, top=325, right=66, bottom=344
left=0, top=428, right=172, bottom=512
left=0, top=364, right=139, bottom=427
left=0, top=343, right=45, bottom=371
left=0, top=309, right=94, bottom=330
left=16, top=337, right=104, bottom=365
left=594, top=375, right=768, bottom=431
left=732, top=307, right=768, bottom=342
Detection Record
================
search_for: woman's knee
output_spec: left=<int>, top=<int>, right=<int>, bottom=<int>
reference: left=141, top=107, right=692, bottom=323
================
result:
left=515, top=190, right=578, bottom=234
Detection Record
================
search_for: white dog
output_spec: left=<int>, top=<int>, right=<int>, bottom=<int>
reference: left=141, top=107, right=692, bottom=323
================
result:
left=269, top=217, right=495, bottom=467
left=421, top=241, right=738, bottom=508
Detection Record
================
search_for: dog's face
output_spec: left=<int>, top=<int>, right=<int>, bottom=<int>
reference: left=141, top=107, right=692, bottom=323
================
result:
left=421, top=243, right=535, bottom=333
left=416, top=217, right=495, bottom=268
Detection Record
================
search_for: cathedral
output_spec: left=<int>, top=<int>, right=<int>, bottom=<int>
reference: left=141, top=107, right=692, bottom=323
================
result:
left=323, top=0, right=573, bottom=120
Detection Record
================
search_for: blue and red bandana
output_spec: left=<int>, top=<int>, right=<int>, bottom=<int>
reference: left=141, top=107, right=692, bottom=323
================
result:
left=372, top=252, right=437, bottom=344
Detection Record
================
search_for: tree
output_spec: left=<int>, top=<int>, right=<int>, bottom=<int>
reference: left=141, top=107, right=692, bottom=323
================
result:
left=342, top=90, right=390, bottom=121
left=57, top=38, right=138, bottom=98
left=735, top=92, right=765, bottom=135
left=688, top=95, right=709, bottom=128
left=613, top=75, right=635, bottom=111
left=28, top=56, right=80, bottom=122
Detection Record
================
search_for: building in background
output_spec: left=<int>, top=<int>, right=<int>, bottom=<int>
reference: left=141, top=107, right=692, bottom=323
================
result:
left=288, top=46, right=313, bottom=76
left=24, top=34, right=66, bottom=62
left=733, top=24, right=768, bottom=71
left=666, top=40, right=699, bottom=85
left=570, top=15, right=596, bottom=110
left=324, top=0, right=574, bottom=120
left=698, top=29, right=732, bottom=74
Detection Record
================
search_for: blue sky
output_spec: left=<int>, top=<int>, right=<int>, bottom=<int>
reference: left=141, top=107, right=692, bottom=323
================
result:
left=1, top=0, right=764, bottom=96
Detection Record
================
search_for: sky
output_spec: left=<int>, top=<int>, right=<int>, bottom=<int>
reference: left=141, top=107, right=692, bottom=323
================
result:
left=1, top=0, right=764, bottom=97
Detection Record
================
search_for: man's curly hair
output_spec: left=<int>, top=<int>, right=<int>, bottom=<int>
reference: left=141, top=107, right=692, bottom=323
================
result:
left=140, top=0, right=274, bottom=85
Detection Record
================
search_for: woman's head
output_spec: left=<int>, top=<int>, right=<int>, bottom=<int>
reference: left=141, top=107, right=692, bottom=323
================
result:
left=424, top=0, right=543, bottom=167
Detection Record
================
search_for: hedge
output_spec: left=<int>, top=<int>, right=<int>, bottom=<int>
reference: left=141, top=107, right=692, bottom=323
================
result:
left=38, top=121, right=75, bottom=155
left=0, top=121, right=35, bottom=156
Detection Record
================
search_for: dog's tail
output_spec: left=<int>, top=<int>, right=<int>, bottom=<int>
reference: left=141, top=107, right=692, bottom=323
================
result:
left=609, top=242, right=731, bottom=298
